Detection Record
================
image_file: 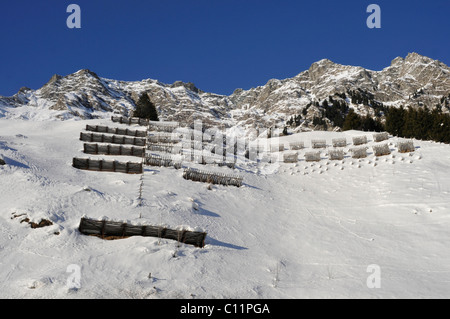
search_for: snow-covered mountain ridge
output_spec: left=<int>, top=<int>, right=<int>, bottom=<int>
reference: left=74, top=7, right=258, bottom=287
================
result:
left=1, top=53, right=449, bottom=129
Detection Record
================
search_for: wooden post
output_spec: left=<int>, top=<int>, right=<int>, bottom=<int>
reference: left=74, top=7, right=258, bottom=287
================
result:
left=101, top=220, right=106, bottom=239
left=121, top=223, right=127, bottom=238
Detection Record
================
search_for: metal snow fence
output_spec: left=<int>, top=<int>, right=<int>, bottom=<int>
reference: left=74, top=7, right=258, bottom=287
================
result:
left=289, top=141, right=305, bottom=150
left=372, top=143, right=391, bottom=157
left=78, top=217, right=207, bottom=248
left=72, top=158, right=143, bottom=174
left=373, top=132, right=389, bottom=143
left=332, top=138, right=347, bottom=148
left=85, top=125, right=147, bottom=137
left=111, top=116, right=149, bottom=126
left=350, top=146, right=368, bottom=159
left=283, top=152, right=298, bottom=163
left=182, top=167, right=243, bottom=187
left=145, top=154, right=182, bottom=169
left=328, top=148, right=345, bottom=161
left=83, top=143, right=145, bottom=158
left=311, top=139, right=327, bottom=149
left=353, top=135, right=368, bottom=146
left=397, top=140, right=415, bottom=153
left=80, top=132, right=147, bottom=147
left=304, top=151, right=321, bottom=162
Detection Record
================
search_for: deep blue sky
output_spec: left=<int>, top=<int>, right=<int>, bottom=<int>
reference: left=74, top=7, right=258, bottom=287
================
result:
left=0, top=0, right=448, bottom=96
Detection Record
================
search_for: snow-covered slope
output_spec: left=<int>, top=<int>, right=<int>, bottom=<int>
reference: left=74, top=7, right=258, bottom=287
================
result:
left=1, top=118, right=450, bottom=298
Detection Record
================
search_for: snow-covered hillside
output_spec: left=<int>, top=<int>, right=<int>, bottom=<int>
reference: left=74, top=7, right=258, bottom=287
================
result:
left=1, top=118, right=450, bottom=299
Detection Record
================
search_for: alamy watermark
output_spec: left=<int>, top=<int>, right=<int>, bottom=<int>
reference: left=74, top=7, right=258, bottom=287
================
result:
left=366, top=4, right=381, bottom=29
left=66, top=4, right=81, bottom=29
left=366, top=264, right=381, bottom=289
left=66, top=264, right=82, bottom=290
left=148, top=120, right=284, bottom=170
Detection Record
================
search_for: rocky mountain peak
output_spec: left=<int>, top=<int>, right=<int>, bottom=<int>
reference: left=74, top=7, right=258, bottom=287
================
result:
left=170, top=81, right=202, bottom=94
left=0, top=53, right=448, bottom=128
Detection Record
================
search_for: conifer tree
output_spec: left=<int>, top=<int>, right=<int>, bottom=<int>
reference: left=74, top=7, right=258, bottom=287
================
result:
left=385, top=106, right=406, bottom=136
left=134, top=93, right=159, bottom=121
left=342, top=109, right=362, bottom=131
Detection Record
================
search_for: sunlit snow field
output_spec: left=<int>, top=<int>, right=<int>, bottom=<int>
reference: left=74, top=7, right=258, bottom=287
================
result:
left=1, top=118, right=450, bottom=298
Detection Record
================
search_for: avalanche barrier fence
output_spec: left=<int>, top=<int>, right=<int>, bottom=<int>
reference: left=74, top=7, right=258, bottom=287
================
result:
left=80, top=132, right=147, bottom=147
left=83, top=143, right=146, bottom=158
left=78, top=217, right=207, bottom=248
left=182, top=167, right=243, bottom=187
left=85, top=125, right=147, bottom=137
left=72, top=158, right=143, bottom=174
left=111, top=116, right=149, bottom=126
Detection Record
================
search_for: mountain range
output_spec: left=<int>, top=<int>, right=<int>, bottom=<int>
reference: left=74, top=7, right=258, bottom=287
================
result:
left=1, top=52, right=448, bottom=130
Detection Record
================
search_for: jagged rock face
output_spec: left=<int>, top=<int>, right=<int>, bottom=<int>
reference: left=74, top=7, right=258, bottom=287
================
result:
left=0, top=53, right=448, bottom=128
left=376, top=53, right=450, bottom=104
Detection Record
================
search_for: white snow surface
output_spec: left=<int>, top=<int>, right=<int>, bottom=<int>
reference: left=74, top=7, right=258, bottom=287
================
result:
left=1, top=118, right=450, bottom=299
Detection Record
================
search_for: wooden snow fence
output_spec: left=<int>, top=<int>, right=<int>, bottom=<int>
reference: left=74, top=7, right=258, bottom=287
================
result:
left=72, top=158, right=143, bottom=174
left=85, top=125, right=147, bottom=137
left=191, top=154, right=235, bottom=169
left=148, top=133, right=181, bottom=144
left=311, top=139, right=327, bottom=149
left=353, top=135, right=368, bottom=146
left=328, top=148, right=345, bottom=161
left=350, top=146, right=368, bottom=159
left=78, top=217, right=207, bottom=248
left=373, top=132, right=389, bottom=143
left=304, top=151, right=321, bottom=162
left=80, top=132, right=147, bottom=147
left=111, top=116, right=149, bottom=126
left=270, top=143, right=284, bottom=152
left=289, top=141, right=305, bottom=150
left=397, top=140, right=415, bottom=153
left=148, top=121, right=180, bottom=133
left=283, top=152, right=298, bottom=163
left=147, top=143, right=182, bottom=154
left=332, top=138, right=347, bottom=148
left=183, top=167, right=243, bottom=187
left=83, top=143, right=146, bottom=158
left=146, top=154, right=182, bottom=169
left=372, top=143, right=391, bottom=157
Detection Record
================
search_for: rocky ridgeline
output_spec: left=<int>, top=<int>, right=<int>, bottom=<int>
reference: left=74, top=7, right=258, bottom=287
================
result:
left=0, top=53, right=448, bottom=130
